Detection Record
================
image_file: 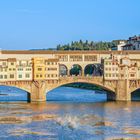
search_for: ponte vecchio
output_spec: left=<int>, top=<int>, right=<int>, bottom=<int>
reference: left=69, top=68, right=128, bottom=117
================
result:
left=0, top=50, right=140, bottom=102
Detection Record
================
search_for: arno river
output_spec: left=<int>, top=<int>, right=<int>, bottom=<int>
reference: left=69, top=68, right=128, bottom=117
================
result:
left=0, top=86, right=140, bottom=140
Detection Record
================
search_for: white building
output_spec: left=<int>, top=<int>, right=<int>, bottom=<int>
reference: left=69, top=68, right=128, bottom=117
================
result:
left=111, top=40, right=126, bottom=51
left=122, top=35, right=140, bottom=50
left=16, top=59, right=32, bottom=81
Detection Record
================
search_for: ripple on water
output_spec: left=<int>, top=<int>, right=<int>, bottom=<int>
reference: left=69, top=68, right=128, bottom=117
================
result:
left=9, top=128, right=56, bottom=137
left=123, top=127, right=140, bottom=135
left=0, top=114, right=57, bottom=124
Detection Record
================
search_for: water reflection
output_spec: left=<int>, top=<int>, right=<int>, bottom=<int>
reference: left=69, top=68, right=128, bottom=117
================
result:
left=0, top=87, right=140, bottom=139
left=0, top=101, right=140, bottom=139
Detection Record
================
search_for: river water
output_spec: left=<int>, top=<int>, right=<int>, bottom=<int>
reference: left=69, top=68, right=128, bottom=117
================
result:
left=0, top=86, right=140, bottom=140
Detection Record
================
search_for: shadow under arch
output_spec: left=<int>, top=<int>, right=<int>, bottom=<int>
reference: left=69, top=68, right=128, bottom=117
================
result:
left=131, top=88, right=140, bottom=101
left=70, top=64, right=82, bottom=76
left=46, top=82, right=116, bottom=102
left=0, top=85, right=31, bottom=102
left=84, top=64, right=103, bottom=76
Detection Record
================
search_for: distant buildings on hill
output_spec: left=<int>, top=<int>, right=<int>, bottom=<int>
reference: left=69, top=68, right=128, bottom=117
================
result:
left=112, top=35, right=140, bottom=51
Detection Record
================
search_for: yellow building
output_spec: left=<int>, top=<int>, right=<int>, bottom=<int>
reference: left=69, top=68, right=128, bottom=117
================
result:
left=32, top=57, right=59, bottom=81
left=32, top=57, right=46, bottom=80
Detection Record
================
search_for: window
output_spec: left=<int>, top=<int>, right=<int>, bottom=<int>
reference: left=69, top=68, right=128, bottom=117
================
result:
left=4, top=75, right=7, bottom=79
left=18, top=74, right=22, bottom=78
left=38, top=68, right=42, bottom=71
left=25, top=74, right=30, bottom=78
left=70, top=55, right=83, bottom=62
left=0, top=75, right=3, bottom=79
left=3, top=62, right=6, bottom=66
left=18, top=68, right=23, bottom=71
left=130, top=74, right=135, bottom=77
left=11, top=62, right=14, bottom=65
left=10, top=74, right=14, bottom=79
left=105, top=62, right=108, bottom=65
left=105, top=74, right=108, bottom=77
left=26, top=68, right=31, bottom=71
left=48, top=68, right=57, bottom=71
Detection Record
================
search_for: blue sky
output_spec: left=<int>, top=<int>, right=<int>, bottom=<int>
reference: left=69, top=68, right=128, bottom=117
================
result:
left=0, top=0, right=140, bottom=50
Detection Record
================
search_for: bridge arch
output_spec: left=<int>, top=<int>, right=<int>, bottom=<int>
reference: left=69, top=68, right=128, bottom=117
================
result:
left=84, top=64, right=103, bottom=76
left=130, top=88, right=140, bottom=101
left=70, top=64, right=82, bottom=76
left=45, top=76, right=116, bottom=100
left=59, top=64, right=68, bottom=76
left=46, top=78, right=116, bottom=101
left=0, top=85, right=31, bottom=102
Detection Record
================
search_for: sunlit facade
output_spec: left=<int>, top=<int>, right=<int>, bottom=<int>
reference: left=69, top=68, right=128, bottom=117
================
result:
left=104, top=55, right=140, bottom=80
left=32, top=57, right=59, bottom=80
left=16, top=59, right=32, bottom=81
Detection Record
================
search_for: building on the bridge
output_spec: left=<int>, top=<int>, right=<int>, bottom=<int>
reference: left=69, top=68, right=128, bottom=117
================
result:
left=0, top=59, right=8, bottom=81
left=45, top=58, right=59, bottom=80
left=7, top=58, right=17, bottom=81
left=103, top=56, right=119, bottom=80
left=0, top=58, right=17, bottom=81
left=32, top=57, right=59, bottom=80
left=32, top=57, right=46, bottom=80
left=103, top=55, right=140, bottom=80
left=16, top=59, right=32, bottom=81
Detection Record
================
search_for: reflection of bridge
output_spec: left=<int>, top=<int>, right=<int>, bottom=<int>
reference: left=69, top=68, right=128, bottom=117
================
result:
left=0, top=50, right=140, bottom=102
left=0, top=76, right=140, bottom=102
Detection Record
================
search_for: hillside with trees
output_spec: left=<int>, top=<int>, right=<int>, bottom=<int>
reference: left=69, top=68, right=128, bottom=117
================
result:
left=56, top=40, right=117, bottom=50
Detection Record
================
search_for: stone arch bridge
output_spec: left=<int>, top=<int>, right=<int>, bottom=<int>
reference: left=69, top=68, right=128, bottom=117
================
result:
left=0, top=76, right=139, bottom=102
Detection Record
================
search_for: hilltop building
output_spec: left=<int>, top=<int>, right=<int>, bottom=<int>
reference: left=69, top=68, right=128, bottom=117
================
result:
left=111, top=40, right=126, bottom=51
left=111, top=35, right=140, bottom=51
left=123, top=35, right=140, bottom=50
